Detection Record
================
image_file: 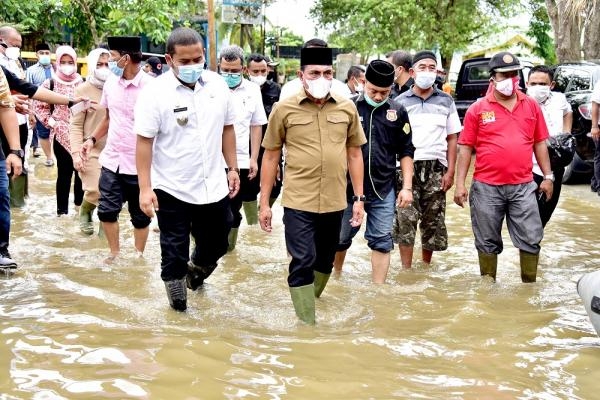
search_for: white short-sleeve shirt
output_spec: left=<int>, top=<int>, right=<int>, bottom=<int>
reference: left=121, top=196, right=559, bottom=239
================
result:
left=230, top=79, right=267, bottom=168
left=592, top=84, right=600, bottom=104
left=135, top=69, right=236, bottom=205
left=532, top=91, right=572, bottom=176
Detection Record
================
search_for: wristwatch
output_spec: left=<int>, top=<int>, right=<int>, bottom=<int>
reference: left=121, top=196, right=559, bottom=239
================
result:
left=8, top=149, right=24, bottom=158
left=543, top=173, right=555, bottom=182
left=352, top=195, right=366, bottom=202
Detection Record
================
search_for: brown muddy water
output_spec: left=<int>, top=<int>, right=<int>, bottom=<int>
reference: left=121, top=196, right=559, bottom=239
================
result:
left=1, top=157, right=599, bottom=399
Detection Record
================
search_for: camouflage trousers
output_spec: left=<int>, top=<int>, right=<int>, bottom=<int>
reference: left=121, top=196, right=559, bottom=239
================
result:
left=393, top=159, right=448, bottom=251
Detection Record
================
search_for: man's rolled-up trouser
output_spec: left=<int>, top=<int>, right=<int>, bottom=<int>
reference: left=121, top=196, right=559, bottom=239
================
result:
left=469, top=180, right=543, bottom=255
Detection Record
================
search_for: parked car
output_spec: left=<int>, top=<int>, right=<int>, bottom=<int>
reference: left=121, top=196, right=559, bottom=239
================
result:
left=552, top=62, right=600, bottom=183
left=453, top=57, right=532, bottom=122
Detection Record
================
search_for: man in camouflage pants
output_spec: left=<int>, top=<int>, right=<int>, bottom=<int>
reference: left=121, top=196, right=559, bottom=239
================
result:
left=392, top=51, right=461, bottom=269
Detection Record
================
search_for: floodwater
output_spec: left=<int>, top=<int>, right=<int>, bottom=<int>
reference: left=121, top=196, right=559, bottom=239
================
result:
left=1, top=157, right=599, bottom=399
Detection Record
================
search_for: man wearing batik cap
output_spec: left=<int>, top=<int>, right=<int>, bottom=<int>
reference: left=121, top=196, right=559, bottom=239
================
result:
left=455, top=51, right=553, bottom=283
left=259, top=43, right=367, bottom=325
left=333, top=59, right=415, bottom=283
left=81, top=36, right=152, bottom=264
left=392, top=50, right=461, bottom=270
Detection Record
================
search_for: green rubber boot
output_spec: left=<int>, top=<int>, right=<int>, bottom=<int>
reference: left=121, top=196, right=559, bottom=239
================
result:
left=314, top=271, right=331, bottom=298
left=242, top=200, right=258, bottom=225
left=269, top=197, right=277, bottom=207
left=289, top=284, right=316, bottom=325
left=227, top=227, right=239, bottom=252
left=478, top=252, right=498, bottom=281
left=9, top=174, right=27, bottom=208
left=519, top=250, right=538, bottom=283
left=79, top=200, right=96, bottom=235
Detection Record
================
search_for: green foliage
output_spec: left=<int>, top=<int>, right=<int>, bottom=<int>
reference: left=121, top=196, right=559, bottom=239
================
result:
left=527, top=0, right=557, bottom=64
left=0, top=0, right=205, bottom=53
left=310, top=0, right=521, bottom=69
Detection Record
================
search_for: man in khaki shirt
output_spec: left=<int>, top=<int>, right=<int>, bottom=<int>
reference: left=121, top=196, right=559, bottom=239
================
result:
left=259, top=45, right=367, bottom=325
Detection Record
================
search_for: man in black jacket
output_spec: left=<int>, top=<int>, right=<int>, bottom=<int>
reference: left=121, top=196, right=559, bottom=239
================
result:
left=333, top=60, right=415, bottom=283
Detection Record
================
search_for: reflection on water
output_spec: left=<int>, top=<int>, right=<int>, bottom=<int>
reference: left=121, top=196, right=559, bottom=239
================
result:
left=1, top=159, right=599, bottom=399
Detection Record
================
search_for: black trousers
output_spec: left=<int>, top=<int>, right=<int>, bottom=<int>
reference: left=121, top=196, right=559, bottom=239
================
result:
left=283, top=208, right=343, bottom=287
left=155, top=190, right=232, bottom=281
left=229, top=168, right=257, bottom=228
left=533, top=167, right=564, bottom=227
left=54, top=139, right=82, bottom=215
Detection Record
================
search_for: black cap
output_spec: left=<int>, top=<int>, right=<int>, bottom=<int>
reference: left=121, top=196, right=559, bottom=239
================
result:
left=365, top=60, right=395, bottom=88
left=35, top=43, right=50, bottom=52
left=412, top=50, right=437, bottom=66
left=300, top=47, right=332, bottom=66
left=146, top=56, right=162, bottom=75
left=488, top=51, right=522, bottom=73
left=107, top=36, right=142, bottom=53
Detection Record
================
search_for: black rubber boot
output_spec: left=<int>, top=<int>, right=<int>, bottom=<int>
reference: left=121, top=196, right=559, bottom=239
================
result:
left=186, top=261, right=218, bottom=291
left=164, top=278, right=187, bottom=311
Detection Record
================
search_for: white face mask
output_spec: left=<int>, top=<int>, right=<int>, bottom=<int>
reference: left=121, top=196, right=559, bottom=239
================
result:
left=305, top=76, right=332, bottom=99
left=60, top=64, right=76, bottom=76
left=249, top=75, right=267, bottom=86
left=5, top=46, right=20, bottom=60
left=94, top=67, right=110, bottom=82
left=494, top=76, right=519, bottom=96
left=527, top=85, right=551, bottom=103
left=414, top=71, right=437, bottom=89
left=354, top=79, right=364, bottom=93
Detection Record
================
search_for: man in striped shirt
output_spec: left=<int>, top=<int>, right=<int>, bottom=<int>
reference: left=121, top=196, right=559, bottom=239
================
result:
left=392, top=50, right=461, bottom=269
left=25, top=42, right=54, bottom=161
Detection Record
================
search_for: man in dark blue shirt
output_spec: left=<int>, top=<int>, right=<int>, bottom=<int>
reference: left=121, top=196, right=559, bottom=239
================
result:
left=334, top=60, right=415, bottom=283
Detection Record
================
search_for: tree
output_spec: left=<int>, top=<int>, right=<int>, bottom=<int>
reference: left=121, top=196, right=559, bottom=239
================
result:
left=310, top=0, right=522, bottom=71
left=0, top=0, right=206, bottom=53
left=528, top=0, right=557, bottom=64
left=545, top=0, right=600, bottom=61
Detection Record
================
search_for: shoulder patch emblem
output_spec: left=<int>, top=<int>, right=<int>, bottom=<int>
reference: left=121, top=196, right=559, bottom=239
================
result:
left=481, top=111, right=495, bottom=124
left=403, top=122, right=410, bottom=134
left=386, top=109, right=397, bottom=122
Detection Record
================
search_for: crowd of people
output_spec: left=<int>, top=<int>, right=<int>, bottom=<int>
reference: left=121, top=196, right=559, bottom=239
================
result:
left=1, top=23, right=597, bottom=325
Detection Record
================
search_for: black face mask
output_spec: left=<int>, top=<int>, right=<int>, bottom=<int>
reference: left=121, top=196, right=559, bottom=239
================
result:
left=267, top=71, right=276, bottom=82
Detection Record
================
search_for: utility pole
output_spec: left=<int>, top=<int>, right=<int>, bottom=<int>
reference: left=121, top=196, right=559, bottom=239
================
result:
left=207, top=0, right=217, bottom=71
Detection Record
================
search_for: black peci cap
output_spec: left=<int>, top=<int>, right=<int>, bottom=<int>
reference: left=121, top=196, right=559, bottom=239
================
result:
left=488, top=51, right=522, bottom=73
left=365, top=60, right=395, bottom=88
left=35, top=43, right=50, bottom=52
left=412, top=50, right=437, bottom=66
left=300, top=47, right=333, bottom=66
left=107, top=36, right=142, bottom=53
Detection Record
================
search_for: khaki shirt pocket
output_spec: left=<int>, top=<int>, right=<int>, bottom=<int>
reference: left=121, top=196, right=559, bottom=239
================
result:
left=326, top=113, right=349, bottom=143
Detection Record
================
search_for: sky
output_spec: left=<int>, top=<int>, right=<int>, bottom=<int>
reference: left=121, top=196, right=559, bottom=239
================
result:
left=264, top=0, right=322, bottom=40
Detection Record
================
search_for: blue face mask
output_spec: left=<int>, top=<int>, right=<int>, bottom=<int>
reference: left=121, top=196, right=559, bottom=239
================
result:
left=221, top=72, right=242, bottom=88
left=364, top=93, right=387, bottom=108
left=177, top=64, right=204, bottom=84
left=39, top=55, right=51, bottom=66
left=108, top=60, right=124, bottom=77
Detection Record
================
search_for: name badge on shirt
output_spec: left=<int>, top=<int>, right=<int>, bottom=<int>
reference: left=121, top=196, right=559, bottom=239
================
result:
left=481, top=111, right=495, bottom=124
left=174, top=106, right=188, bottom=126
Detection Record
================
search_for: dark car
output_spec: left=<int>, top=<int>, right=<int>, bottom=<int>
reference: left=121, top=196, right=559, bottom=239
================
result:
left=553, top=62, right=600, bottom=183
left=454, top=57, right=532, bottom=122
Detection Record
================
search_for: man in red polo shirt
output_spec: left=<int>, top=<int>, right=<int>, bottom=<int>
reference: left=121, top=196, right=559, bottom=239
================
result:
left=454, top=51, right=553, bottom=283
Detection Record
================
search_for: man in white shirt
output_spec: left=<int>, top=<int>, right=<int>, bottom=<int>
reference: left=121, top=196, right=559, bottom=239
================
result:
left=526, top=65, right=573, bottom=226
left=280, top=38, right=351, bottom=100
left=218, top=45, right=267, bottom=251
left=136, top=27, right=240, bottom=312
